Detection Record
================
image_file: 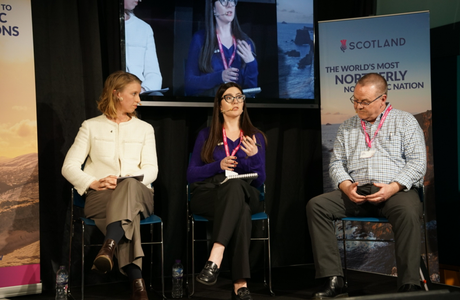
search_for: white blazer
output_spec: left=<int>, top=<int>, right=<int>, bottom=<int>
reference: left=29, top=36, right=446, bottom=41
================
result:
left=62, top=115, right=158, bottom=195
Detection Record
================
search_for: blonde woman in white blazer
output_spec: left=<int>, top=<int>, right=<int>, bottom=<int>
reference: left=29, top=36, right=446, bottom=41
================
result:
left=62, top=71, right=158, bottom=300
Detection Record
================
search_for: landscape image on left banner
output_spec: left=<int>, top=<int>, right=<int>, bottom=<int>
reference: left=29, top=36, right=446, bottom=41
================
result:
left=0, top=154, right=40, bottom=267
left=0, top=0, right=40, bottom=268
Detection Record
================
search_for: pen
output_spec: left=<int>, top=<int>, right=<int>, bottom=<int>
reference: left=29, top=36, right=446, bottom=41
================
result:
left=243, top=136, right=261, bottom=147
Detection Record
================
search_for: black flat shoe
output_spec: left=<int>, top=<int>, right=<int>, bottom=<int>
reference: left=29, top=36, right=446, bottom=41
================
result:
left=231, top=287, right=253, bottom=300
left=196, top=261, right=220, bottom=285
left=398, top=284, right=422, bottom=292
left=310, top=276, right=348, bottom=299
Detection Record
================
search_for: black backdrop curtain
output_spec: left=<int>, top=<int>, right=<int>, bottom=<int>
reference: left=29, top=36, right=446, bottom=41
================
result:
left=32, top=0, right=327, bottom=291
left=32, top=0, right=122, bottom=290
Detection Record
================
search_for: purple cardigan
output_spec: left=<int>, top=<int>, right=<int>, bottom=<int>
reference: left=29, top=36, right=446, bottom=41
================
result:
left=187, top=127, right=266, bottom=187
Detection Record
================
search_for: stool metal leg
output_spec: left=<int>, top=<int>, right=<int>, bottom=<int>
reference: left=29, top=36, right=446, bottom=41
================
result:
left=81, top=221, right=85, bottom=300
left=190, top=219, right=196, bottom=297
left=267, top=217, right=274, bottom=296
left=342, top=220, right=348, bottom=285
left=160, top=221, right=165, bottom=299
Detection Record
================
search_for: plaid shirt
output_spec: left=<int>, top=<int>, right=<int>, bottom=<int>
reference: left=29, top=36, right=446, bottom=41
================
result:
left=329, top=103, right=426, bottom=190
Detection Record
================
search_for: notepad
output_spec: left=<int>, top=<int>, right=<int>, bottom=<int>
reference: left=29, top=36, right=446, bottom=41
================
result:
left=117, top=174, right=144, bottom=184
left=220, top=173, right=258, bottom=184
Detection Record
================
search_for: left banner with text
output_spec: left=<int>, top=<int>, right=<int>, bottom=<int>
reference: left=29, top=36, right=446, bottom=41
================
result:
left=0, top=0, right=41, bottom=297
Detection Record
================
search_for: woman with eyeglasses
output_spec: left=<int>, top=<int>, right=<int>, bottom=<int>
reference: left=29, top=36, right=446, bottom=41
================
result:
left=184, top=0, right=258, bottom=97
left=187, top=82, right=266, bottom=300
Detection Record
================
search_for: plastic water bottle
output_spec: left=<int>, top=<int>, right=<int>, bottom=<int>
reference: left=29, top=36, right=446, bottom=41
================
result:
left=171, top=259, right=183, bottom=298
left=55, top=265, right=68, bottom=299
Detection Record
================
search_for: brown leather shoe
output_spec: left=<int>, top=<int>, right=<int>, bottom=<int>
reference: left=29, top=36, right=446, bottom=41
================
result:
left=92, top=239, right=116, bottom=274
left=130, top=278, right=149, bottom=300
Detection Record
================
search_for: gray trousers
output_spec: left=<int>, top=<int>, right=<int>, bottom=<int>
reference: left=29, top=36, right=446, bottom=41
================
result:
left=306, top=184, right=421, bottom=288
left=85, top=178, right=154, bottom=274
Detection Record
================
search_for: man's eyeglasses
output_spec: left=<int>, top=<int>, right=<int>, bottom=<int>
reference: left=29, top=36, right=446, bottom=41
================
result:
left=222, top=94, right=246, bottom=103
left=350, top=94, right=384, bottom=106
left=218, top=0, right=237, bottom=7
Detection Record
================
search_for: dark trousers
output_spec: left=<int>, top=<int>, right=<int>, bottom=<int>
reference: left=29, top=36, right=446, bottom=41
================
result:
left=190, top=174, right=262, bottom=281
left=306, top=184, right=421, bottom=288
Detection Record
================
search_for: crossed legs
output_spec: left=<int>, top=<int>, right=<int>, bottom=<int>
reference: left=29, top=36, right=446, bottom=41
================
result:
left=85, top=178, right=154, bottom=299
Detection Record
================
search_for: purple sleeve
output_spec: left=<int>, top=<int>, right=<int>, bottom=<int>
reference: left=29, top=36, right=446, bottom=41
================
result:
left=186, top=129, right=266, bottom=187
left=187, top=128, right=223, bottom=183
left=240, top=40, right=258, bottom=89
left=184, top=31, right=223, bottom=96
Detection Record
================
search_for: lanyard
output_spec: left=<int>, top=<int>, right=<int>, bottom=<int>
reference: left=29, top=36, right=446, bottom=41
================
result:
left=360, top=104, right=392, bottom=149
left=222, top=128, right=243, bottom=157
left=216, top=33, right=237, bottom=70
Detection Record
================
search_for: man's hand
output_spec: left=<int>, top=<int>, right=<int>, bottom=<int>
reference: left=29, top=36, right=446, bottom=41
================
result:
left=339, top=180, right=366, bottom=204
left=366, top=182, right=403, bottom=204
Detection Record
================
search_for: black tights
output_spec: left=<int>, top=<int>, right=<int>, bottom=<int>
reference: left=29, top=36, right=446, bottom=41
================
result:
left=124, top=263, right=143, bottom=281
left=105, top=221, right=125, bottom=244
left=105, top=221, right=142, bottom=281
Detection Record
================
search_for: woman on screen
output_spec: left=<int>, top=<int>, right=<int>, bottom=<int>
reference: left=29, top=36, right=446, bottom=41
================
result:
left=187, top=82, right=266, bottom=300
left=62, top=71, right=158, bottom=300
left=125, top=0, right=162, bottom=92
left=184, top=0, right=258, bottom=97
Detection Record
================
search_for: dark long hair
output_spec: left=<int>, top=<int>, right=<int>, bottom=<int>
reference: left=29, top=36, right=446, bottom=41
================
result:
left=201, top=82, right=266, bottom=163
left=199, top=0, right=255, bottom=73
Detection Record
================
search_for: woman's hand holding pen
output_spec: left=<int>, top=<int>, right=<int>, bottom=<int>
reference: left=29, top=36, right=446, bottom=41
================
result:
left=89, top=175, right=118, bottom=191
left=221, top=156, right=238, bottom=171
left=237, top=39, right=255, bottom=63
left=241, top=135, right=259, bottom=157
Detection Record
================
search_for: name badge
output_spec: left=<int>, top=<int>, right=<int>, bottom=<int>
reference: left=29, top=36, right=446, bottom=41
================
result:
left=360, top=149, right=376, bottom=158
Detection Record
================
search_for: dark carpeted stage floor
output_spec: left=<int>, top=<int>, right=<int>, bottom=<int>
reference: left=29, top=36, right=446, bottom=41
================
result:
left=9, top=265, right=460, bottom=300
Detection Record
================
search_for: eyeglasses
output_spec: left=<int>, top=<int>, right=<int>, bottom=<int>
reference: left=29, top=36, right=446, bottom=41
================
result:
left=350, top=94, right=384, bottom=106
left=222, top=94, right=246, bottom=103
left=217, top=0, right=237, bottom=7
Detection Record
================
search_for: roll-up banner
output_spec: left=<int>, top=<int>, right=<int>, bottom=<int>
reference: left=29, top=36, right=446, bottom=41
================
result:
left=0, top=0, right=41, bottom=297
left=319, top=12, right=439, bottom=282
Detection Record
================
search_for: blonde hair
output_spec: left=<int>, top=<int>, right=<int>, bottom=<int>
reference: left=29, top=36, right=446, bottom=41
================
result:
left=97, top=71, right=141, bottom=119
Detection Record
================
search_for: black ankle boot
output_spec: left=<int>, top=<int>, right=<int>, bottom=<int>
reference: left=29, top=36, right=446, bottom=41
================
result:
left=310, top=276, right=348, bottom=299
